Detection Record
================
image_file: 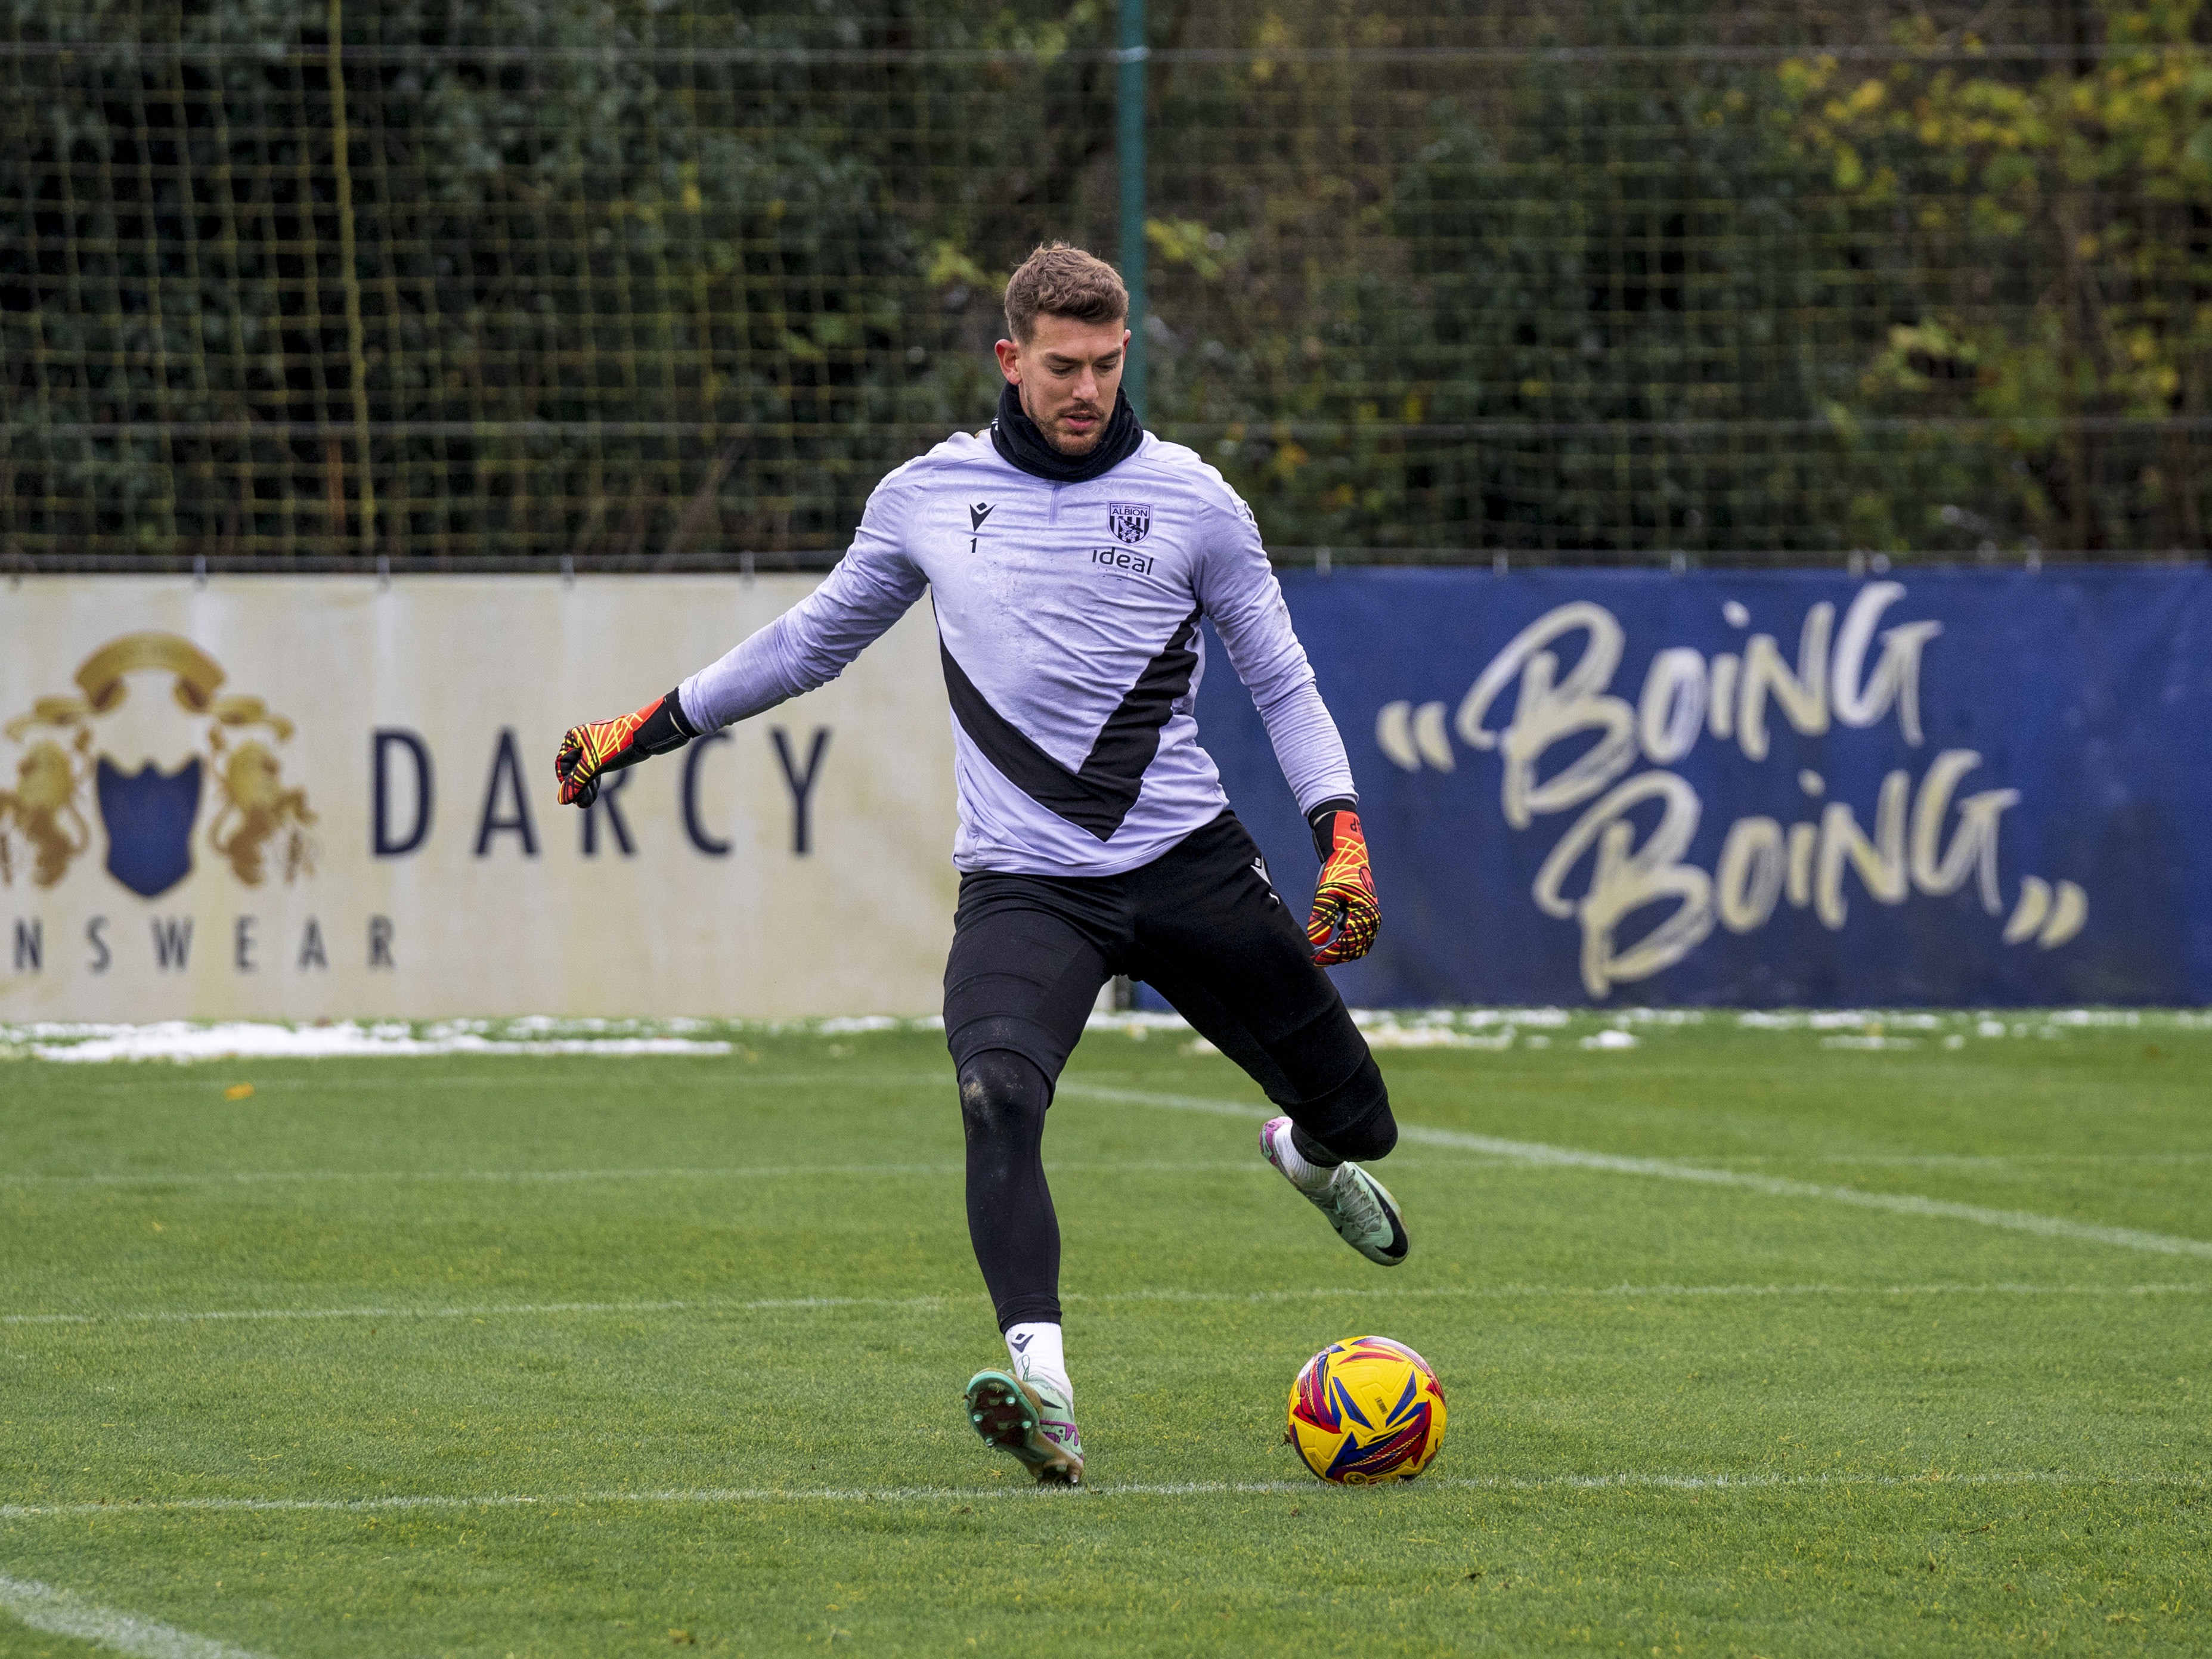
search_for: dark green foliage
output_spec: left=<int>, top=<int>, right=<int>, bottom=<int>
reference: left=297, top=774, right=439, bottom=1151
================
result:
left=2, top=0, right=925, bottom=561
left=1, top=1, right=2205, bottom=563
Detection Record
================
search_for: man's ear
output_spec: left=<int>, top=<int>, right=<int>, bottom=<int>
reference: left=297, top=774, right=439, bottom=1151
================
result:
left=993, top=338, right=1023, bottom=383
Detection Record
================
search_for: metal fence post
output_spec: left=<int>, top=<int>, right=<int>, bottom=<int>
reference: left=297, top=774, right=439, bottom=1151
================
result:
left=328, top=0, right=377, bottom=560
left=1118, top=0, right=1148, bottom=423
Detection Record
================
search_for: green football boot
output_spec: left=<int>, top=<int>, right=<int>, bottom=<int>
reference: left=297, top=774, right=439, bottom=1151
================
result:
left=964, top=1367, right=1084, bottom=1486
left=1262, top=1115, right=1409, bottom=1266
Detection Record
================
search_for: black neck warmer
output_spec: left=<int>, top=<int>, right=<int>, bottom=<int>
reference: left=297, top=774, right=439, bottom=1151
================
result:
left=990, top=381, right=1144, bottom=483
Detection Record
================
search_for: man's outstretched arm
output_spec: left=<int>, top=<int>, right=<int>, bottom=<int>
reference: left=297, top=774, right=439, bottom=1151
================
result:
left=1197, top=495, right=1380, bottom=966
left=553, top=489, right=927, bottom=809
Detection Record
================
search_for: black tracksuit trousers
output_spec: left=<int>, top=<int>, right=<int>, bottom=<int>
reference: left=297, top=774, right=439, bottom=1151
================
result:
left=943, top=810, right=1393, bottom=1332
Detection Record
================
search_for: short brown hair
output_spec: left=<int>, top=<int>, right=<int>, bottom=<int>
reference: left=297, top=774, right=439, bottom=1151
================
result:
left=1003, top=242, right=1127, bottom=342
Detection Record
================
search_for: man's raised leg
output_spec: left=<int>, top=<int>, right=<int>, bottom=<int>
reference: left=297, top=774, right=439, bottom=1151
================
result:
left=1127, top=813, right=1409, bottom=1267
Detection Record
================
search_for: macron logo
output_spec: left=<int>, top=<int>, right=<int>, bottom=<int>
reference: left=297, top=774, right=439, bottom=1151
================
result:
left=969, top=503, right=995, bottom=532
left=1008, top=1332, right=1033, bottom=1352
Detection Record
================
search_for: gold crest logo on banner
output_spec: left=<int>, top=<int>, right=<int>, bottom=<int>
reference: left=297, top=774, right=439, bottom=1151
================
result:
left=1, top=632, right=317, bottom=898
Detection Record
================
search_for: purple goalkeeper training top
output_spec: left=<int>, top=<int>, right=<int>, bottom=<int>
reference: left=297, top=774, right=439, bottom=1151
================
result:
left=677, top=428, right=1356, bottom=877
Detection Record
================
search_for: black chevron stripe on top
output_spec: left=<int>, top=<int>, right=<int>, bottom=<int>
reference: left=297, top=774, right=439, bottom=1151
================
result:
left=938, top=607, right=1204, bottom=841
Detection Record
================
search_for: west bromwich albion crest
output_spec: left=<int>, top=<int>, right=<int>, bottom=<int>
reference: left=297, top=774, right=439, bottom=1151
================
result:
left=1108, top=502, right=1151, bottom=545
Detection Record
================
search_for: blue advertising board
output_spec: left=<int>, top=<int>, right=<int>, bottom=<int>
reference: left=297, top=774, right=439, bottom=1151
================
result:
left=1182, top=568, right=2212, bottom=1008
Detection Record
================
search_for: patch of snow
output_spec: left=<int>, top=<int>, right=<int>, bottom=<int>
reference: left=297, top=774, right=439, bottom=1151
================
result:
left=27, top=1022, right=732, bottom=1063
left=1082, top=1010, right=1193, bottom=1032
left=1365, top=1026, right=1479, bottom=1050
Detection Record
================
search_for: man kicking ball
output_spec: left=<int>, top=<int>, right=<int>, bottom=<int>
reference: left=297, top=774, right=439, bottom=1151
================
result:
left=553, top=242, right=1404, bottom=1487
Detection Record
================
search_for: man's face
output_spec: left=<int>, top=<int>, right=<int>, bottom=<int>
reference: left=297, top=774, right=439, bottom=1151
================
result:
left=994, top=314, right=1128, bottom=455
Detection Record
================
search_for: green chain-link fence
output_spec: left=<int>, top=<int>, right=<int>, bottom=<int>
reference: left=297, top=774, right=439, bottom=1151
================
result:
left=4, top=1, right=2207, bottom=569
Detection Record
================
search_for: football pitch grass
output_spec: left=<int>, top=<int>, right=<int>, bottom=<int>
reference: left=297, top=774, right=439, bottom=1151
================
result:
left=1, top=1013, right=2207, bottom=1657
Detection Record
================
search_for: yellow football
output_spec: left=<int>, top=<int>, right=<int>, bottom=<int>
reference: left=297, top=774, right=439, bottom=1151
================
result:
left=1286, top=1334, right=1447, bottom=1484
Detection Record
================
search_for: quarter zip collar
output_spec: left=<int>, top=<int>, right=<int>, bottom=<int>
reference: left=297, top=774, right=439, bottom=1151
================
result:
left=990, top=382, right=1144, bottom=483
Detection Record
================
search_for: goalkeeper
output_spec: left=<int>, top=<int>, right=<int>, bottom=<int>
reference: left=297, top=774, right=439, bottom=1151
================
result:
left=554, top=242, right=1401, bottom=1489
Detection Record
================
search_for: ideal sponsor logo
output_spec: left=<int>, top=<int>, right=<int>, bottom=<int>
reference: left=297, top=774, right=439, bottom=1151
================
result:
left=1090, top=547, right=1155, bottom=577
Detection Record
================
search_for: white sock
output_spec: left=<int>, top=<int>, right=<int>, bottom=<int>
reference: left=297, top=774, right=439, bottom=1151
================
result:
left=1004, top=1322, right=1070, bottom=1401
left=1269, top=1120, right=1336, bottom=1193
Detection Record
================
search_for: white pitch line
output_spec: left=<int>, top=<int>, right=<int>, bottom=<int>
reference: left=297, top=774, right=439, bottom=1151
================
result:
left=0, top=1158, right=1300, bottom=1190
left=1, top=1468, right=2201, bottom=1524
left=8, top=1279, right=2203, bottom=1329
left=1062, top=1085, right=2212, bottom=1261
left=0, top=1573, right=268, bottom=1658
left=11, top=1149, right=2201, bottom=1187
left=0, top=1164, right=968, bottom=1188
left=1703, top=1152, right=2212, bottom=1168
left=1078, top=1280, right=2212, bottom=1306
left=0, top=1294, right=954, bottom=1328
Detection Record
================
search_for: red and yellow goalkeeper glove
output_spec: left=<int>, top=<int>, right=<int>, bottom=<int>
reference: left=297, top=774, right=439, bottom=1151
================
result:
left=1305, top=799, right=1379, bottom=966
left=553, top=687, right=696, bottom=808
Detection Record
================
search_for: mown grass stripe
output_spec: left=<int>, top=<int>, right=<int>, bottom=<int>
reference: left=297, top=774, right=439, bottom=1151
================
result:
left=0, top=1573, right=267, bottom=1658
left=2, top=1469, right=2202, bottom=1523
left=1064, top=1085, right=2212, bottom=1260
left=7, top=1280, right=2204, bottom=1328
